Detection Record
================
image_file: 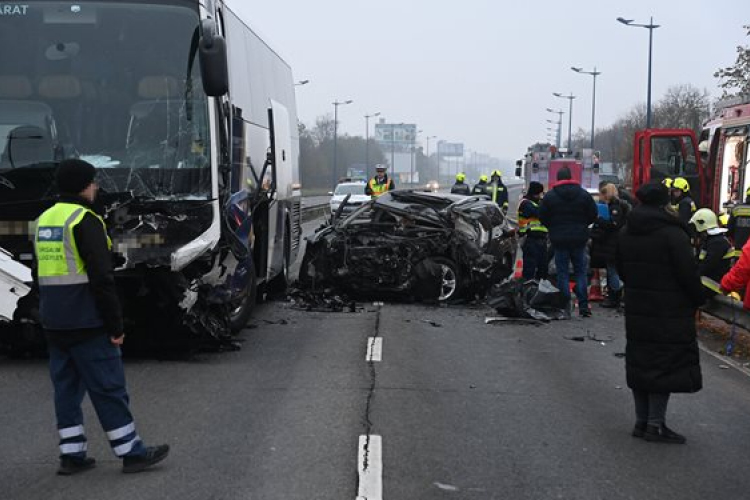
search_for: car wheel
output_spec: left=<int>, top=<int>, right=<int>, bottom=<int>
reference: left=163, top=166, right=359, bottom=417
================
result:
left=432, top=257, right=460, bottom=302
left=230, top=258, right=258, bottom=333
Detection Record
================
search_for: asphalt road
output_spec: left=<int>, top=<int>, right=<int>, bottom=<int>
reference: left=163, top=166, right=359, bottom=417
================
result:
left=4, top=215, right=750, bottom=499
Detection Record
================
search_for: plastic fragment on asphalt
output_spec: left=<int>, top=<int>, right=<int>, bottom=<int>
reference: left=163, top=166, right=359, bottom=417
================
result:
left=719, top=364, right=730, bottom=369
left=485, top=317, right=545, bottom=326
left=615, top=386, right=623, bottom=390
left=564, top=336, right=586, bottom=342
left=421, top=319, right=442, bottom=327
left=434, top=483, right=460, bottom=492
left=613, top=352, right=626, bottom=358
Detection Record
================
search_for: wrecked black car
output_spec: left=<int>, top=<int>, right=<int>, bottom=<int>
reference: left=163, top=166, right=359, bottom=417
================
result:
left=299, top=191, right=518, bottom=302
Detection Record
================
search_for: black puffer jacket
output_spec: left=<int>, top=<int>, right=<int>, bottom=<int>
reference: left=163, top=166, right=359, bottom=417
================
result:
left=591, top=198, right=630, bottom=267
left=539, top=180, right=597, bottom=249
left=616, top=204, right=705, bottom=393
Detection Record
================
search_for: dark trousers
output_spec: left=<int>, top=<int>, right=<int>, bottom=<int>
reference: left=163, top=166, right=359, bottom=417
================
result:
left=632, top=390, right=671, bottom=425
left=521, top=236, right=548, bottom=280
left=48, top=334, right=146, bottom=458
left=554, top=245, right=589, bottom=311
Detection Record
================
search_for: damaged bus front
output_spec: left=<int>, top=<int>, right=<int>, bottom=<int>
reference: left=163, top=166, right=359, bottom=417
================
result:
left=0, top=1, right=301, bottom=349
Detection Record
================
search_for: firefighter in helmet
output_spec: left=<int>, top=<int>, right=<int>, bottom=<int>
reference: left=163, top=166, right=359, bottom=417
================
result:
left=671, top=177, right=696, bottom=225
left=690, top=208, right=733, bottom=298
left=472, top=174, right=489, bottom=196
left=727, top=187, right=750, bottom=252
left=451, top=172, right=471, bottom=195
left=488, top=169, right=509, bottom=213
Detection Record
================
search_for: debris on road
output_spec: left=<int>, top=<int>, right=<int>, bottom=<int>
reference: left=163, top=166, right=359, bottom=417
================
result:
left=298, top=190, right=517, bottom=304
left=719, top=364, right=730, bottom=370
left=421, top=319, right=442, bottom=328
left=487, top=278, right=568, bottom=321
left=613, top=352, right=626, bottom=358
left=485, top=317, right=545, bottom=327
left=287, top=287, right=357, bottom=313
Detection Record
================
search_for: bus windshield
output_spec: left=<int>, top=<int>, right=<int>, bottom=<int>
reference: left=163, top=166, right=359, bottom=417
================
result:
left=0, top=1, right=212, bottom=201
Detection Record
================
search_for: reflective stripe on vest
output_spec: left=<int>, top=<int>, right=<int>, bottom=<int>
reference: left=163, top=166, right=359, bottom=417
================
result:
left=368, top=177, right=390, bottom=198
left=517, top=200, right=548, bottom=234
left=732, top=206, right=750, bottom=218
left=698, top=249, right=738, bottom=261
left=490, top=183, right=505, bottom=203
left=36, top=203, right=111, bottom=286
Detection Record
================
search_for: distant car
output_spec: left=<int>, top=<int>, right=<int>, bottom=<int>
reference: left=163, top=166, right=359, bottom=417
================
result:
left=302, top=190, right=518, bottom=302
left=329, top=182, right=370, bottom=216
left=425, top=180, right=440, bottom=192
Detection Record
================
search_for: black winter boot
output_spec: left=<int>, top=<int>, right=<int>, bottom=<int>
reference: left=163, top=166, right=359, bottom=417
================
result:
left=632, top=422, right=647, bottom=438
left=644, top=423, right=686, bottom=444
left=57, top=456, right=96, bottom=475
left=122, top=445, right=170, bottom=473
left=601, top=288, right=621, bottom=309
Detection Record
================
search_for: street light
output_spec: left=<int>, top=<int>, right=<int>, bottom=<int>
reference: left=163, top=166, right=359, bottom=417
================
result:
left=410, top=129, right=423, bottom=184
left=364, top=112, right=381, bottom=171
left=546, top=108, right=564, bottom=149
left=332, top=99, right=353, bottom=188
left=617, top=16, right=660, bottom=128
left=571, top=66, right=602, bottom=150
left=295, top=79, right=310, bottom=86
left=553, top=93, right=576, bottom=150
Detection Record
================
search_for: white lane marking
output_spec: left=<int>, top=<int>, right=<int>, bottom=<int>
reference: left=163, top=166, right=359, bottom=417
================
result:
left=698, top=342, right=750, bottom=378
left=366, top=337, right=382, bottom=362
left=356, top=435, right=382, bottom=500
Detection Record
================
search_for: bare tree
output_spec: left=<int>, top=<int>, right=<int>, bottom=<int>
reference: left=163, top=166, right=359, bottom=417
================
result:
left=653, top=84, right=711, bottom=133
left=715, top=25, right=750, bottom=98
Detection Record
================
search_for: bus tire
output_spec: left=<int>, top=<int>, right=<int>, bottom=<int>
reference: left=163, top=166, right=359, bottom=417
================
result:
left=268, top=223, right=291, bottom=297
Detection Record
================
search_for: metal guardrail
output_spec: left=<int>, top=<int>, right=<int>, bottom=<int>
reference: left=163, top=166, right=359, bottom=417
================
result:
left=702, top=295, right=750, bottom=331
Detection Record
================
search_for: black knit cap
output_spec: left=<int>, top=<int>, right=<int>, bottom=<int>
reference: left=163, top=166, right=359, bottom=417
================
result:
left=56, top=159, right=96, bottom=195
left=527, top=181, right=544, bottom=196
left=636, top=182, right=670, bottom=207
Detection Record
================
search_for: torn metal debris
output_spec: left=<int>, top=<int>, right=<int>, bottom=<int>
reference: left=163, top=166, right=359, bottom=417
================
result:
left=487, top=278, right=569, bottom=321
left=299, top=191, right=518, bottom=303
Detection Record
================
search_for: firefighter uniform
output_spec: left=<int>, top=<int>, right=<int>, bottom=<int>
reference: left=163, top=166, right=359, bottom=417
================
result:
left=451, top=173, right=471, bottom=195
left=488, top=170, right=509, bottom=213
left=472, top=175, right=489, bottom=195
left=517, top=182, right=547, bottom=280
left=690, top=209, right=733, bottom=299
left=671, top=177, right=696, bottom=225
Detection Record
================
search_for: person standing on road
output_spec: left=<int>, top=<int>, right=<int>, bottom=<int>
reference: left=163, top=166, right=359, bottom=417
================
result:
left=539, top=166, right=598, bottom=317
left=616, top=182, right=705, bottom=444
left=451, top=172, right=471, bottom=195
left=472, top=174, right=489, bottom=196
left=689, top=209, right=733, bottom=299
left=591, top=183, right=630, bottom=309
left=365, top=164, right=395, bottom=198
left=34, top=159, right=169, bottom=475
left=488, top=170, right=509, bottom=213
left=517, top=181, right=548, bottom=280
left=671, top=177, right=697, bottom=225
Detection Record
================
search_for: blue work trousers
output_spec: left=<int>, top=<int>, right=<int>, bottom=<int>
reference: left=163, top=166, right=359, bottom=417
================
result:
left=48, top=334, right=146, bottom=458
left=554, top=246, right=589, bottom=311
left=521, top=236, right=548, bottom=280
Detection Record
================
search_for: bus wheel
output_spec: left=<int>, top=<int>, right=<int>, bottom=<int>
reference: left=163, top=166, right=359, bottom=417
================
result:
left=230, top=258, right=257, bottom=333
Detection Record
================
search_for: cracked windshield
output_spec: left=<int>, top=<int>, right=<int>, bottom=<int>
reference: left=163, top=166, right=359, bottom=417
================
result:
left=2, top=1, right=750, bottom=499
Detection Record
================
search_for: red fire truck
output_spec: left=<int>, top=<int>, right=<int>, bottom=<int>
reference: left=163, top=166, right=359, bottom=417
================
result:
left=631, top=96, right=750, bottom=213
left=516, top=144, right=601, bottom=194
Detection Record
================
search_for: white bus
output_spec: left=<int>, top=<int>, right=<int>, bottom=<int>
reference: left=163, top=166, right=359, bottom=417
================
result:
left=0, top=0, right=301, bottom=347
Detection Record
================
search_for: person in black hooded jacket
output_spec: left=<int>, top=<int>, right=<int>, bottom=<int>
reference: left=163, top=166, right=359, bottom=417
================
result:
left=539, top=166, right=598, bottom=316
left=616, top=182, right=705, bottom=445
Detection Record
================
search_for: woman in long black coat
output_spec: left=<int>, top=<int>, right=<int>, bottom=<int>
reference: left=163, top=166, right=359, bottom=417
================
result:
left=616, top=182, right=705, bottom=444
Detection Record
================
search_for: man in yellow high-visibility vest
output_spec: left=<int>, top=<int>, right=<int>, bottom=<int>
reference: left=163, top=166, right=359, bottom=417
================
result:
left=35, top=159, right=169, bottom=475
left=365, top=164, right=395, bottom=198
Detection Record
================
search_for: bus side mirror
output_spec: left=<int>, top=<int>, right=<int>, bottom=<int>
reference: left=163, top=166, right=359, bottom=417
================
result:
left=199, top=20, right=229, bottom=97
left=515, top=167, right=522, bottom=177
left=515, top=159, right=522, bottom=177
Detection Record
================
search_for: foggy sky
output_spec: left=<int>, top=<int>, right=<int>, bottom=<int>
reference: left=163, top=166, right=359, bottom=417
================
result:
left=233, top=0, right=747, bottom=164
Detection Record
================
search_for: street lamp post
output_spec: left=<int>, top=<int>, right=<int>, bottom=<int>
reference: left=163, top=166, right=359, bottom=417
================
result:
left=553, top=93, right=576, bottom=151
left=571, top=66, right=602, bottom=149
left=411, top=129, right=422, bottom=184
left=617, top=16, right=660, bottom=129
left=546, top=108, right=564, bottom=149
left=425, top=135, right=437, bottom=181
left=364, top=112, right=381, bottom=171
left=332, top=99, right=353, bottom=188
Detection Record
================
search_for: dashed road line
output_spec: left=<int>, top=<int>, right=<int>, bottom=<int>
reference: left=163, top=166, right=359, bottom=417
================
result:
left=366, top=337, right=383, bottom=362
left=356, top=434, right=382, bottom=500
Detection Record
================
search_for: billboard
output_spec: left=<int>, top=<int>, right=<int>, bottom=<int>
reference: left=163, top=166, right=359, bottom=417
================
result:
left=437, top=141, right=464, bottom=157
left=374, top=123, right=417, bottom=153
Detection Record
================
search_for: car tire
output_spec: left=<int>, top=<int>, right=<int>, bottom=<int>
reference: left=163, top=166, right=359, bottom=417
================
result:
left=432, top=257, right=461, bottom=302
left=230, top=258, right=258, bottom=333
